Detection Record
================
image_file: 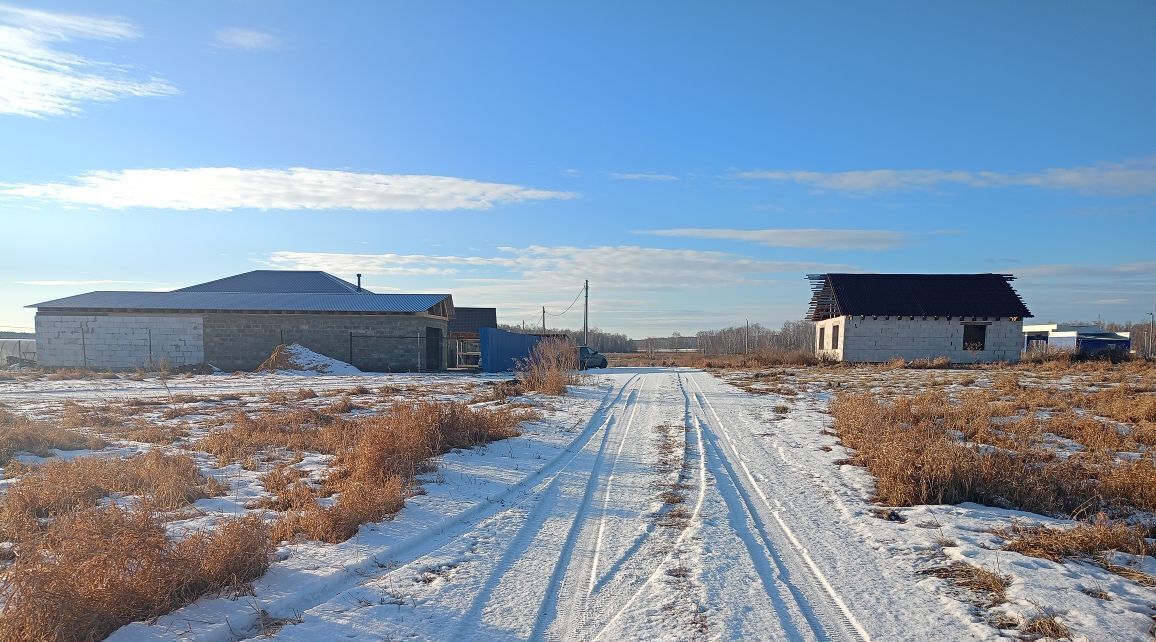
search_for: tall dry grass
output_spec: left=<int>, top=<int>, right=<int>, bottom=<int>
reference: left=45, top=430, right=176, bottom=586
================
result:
left=1, top=451, right=225, bottom=541
left=830, top=390, right=1156, bottom=516
left=0, top=507, right=271, bottom=642
left=517, top=337, right=579, bottom=395
left=272, top=401, right=528, bottom=544
left=197, top=408, right=351, bottom=464
left=0, top=408, right=105, bottom=465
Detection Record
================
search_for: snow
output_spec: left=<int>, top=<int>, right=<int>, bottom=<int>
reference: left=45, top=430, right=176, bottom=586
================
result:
left=2, top=367, right=1154, bottom=640
left=261, top=343, right=362, bottom=375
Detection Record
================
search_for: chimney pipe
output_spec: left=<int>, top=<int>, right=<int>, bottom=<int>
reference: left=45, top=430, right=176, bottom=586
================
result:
left=356, top=273, right=362, bottom=292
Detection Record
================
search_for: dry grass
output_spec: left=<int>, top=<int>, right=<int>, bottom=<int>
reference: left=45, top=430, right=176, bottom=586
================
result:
left=518, top=338, right=579, bottom=395
left=0, top=409, right=106, bottom=465
left=920, top=561, right=1011, bottom=607
left=997, top=516, right=1155, bottom=586
left=0, top=507, right=271, bottom=642
left=1020, top=609, right=1072, bottom=639
left=197, top=408, right=349, bottom=464
left=1, top=451, right=226, bottom=541
left=830, top=388, right=1156, bottom=517
left=272, top=401, right=528, bottom=544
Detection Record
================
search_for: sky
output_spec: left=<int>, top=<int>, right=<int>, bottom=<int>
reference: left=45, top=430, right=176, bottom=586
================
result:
left=2, top=1, right=1155, bottom=338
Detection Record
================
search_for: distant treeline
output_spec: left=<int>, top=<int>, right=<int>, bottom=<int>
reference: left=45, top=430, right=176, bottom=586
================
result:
left=499, top=320, right=814, bottom=355
left=498, top=325, right=635, bottom=353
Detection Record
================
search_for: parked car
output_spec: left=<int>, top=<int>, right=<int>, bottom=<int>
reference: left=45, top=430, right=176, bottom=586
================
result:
left=578, top=345, right=608, bottom=369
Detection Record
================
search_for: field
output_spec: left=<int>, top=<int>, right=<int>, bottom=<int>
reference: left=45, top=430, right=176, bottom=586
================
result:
left=1, top=358, right=1155, bottom=640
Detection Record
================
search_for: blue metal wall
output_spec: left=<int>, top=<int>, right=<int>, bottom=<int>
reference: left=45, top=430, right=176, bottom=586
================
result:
left=480, top=327, right=544, bottom=373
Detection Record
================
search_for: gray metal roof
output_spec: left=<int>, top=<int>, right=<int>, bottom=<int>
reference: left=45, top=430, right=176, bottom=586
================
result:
left=177, top=270, right=367, bottom=294
left=29, top=291, right=452, bottom=314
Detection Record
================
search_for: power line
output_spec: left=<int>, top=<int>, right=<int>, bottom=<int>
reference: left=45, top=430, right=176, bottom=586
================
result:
left=546, top=284, right=585, bottom=317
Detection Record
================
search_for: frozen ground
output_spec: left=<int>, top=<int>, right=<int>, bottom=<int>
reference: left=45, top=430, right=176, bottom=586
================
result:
left=3, top=367, right=1154, bottom=640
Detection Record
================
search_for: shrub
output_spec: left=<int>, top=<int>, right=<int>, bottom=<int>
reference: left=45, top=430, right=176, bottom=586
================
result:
left=0, top=507, right=271, bottom=642
left=517, top=337, right=578, bottom=395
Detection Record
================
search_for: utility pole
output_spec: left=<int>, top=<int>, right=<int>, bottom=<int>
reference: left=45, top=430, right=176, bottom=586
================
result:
left=583, top=280, right=589, bottom=347
left=745, top=319, right=750, bottom=354
left=542, top=306, right=546, bottom=334
left=1148, top=311, right=1155, bottom=359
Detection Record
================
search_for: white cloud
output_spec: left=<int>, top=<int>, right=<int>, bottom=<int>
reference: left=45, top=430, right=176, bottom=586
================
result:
left=264, top=246, right=852, bottom=328
left=608, top=172, right=679, bottom=182
left=0, top=167, right=578, bottom=211
left=266, top=246, right=843, bottom=290
left=738, top=158, right=1156, bottom=196
left=0, top=3, right=176, bottom=117
left=642, top=228, right=909, bottom=251
left=214, top=27, right=281, bottom=51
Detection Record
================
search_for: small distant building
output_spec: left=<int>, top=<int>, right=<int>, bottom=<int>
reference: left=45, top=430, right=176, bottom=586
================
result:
left=448, top=307, right=497, bottom=369
left=29, top=270, right=454, bottom=372
left=806, top=273, right=1032, bottom=363
left=1023, top=324, right=1131, bottom=356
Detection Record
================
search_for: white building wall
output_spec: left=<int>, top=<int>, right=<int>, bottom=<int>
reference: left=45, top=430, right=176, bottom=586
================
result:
left=814, top=317, right=845, bottom=360
left=35, top=313, right=205, bottom=369
left=815, top=315, right=1023, bottom=363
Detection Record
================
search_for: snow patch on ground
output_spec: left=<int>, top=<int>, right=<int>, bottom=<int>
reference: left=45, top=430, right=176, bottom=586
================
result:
left=260, top=343, right=362, bottom=375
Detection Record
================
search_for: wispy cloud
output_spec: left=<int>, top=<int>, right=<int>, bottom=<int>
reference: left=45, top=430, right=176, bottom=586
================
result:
left=264, top=246, right=855, bottom=334
left=608, top=172, right=679, bottom=182
left=266, top=246, right=845, bottom=289
left=737, top=158, right=1156, bottom=196
left=0, top=3, right=176, bottom=117
left=213, top=27, right=281, bottom=51
left=641, top=227, right=910, bottom=251
left=0, top=168, right=578, bottom=211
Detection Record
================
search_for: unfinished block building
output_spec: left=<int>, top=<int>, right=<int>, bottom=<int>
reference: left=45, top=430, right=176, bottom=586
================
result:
left=806, top=273, right=1032, bottom=363
left=29, top=271, right=454, bottom=372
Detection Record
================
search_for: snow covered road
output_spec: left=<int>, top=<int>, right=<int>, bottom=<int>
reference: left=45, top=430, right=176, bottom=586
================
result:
left=254, top=369, right=969, bottom=641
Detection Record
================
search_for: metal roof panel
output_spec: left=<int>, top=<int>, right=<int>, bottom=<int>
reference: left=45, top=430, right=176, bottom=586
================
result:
left=29, top=291, right=450, bottom=314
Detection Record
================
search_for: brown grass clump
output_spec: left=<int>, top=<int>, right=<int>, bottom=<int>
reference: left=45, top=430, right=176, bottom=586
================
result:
left=0, top=409, right=106, bottom=465
left=1020, top=610, right=1072, bottom=639
left=271, top=475, right=405, bottom=544
left=272, top=401, right=527, bottom=544
left=518, top=337, right=579, bottom=395
left=999, top=516, right=1149, bottom=563
left=197, top=408, right=348, bottom=464
left=920, top=561, right=1010, bottom=607
left=0, top=507, right=271, bottom=642
left=321, top=395, right=355, bottom=415
left=1, top=451, right=225, bottom=541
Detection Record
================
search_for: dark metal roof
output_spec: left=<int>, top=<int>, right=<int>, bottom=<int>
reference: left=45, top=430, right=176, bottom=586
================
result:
left=177, top=270, right=367, bottom=294
left=449, top=307, right=497, bottom=334
left=806, top=273, right=1032, bottom=321
left=29, top=291, right=452, bottom=314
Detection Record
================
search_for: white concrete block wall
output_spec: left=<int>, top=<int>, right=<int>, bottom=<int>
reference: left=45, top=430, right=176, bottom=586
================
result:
left=814, top=315, right=1023, bottom=363
left=35, top=314, right=205, bottom=369
left=814, top=317, right=845, bottom=360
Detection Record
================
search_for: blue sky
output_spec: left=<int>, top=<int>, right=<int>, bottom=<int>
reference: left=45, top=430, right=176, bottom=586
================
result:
left=2, top=1, right=1155, bottom=337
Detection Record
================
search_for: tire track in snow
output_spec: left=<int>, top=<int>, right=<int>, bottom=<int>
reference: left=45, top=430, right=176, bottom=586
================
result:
left=534, top=375, right=650, bottom=641
left=230, top=374, right=642, bottom=642
left=450, top=374, right=647, bottom=639
left=588, top=372, right=710, bottom=641
left=689, top=375, right=872, bottom=642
